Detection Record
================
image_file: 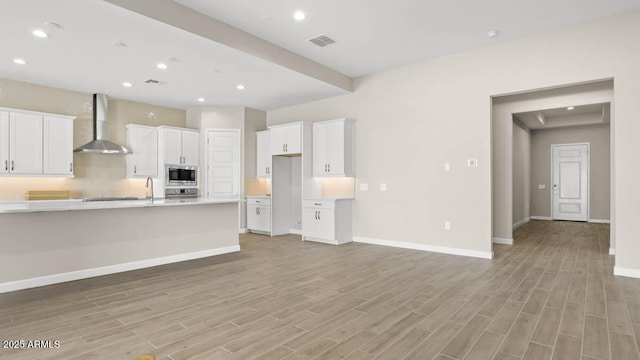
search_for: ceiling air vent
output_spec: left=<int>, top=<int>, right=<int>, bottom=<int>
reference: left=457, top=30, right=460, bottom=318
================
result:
left=309, top=34, right=336, bottom=47
left=144, top=79, right=167, bottom=86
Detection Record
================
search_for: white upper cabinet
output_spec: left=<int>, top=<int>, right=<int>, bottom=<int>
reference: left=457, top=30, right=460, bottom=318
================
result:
left=43, top=115, right=74, bottom=175
left=0, top=111, right=8, bottom=174
left=127, top=125, right=158, bottom=178
left=270, top=122, right=302, bottom=155
left=10, top=112, right=43, bottom=175
left=160, top=127, right=200, bottom=166
left=181, top=130, right=200, bottom=166
left=0, top=108, right=75, bottom=177
left=256, top=130, right=271, bottom=178
left=312, top=119, right=352, bottom=177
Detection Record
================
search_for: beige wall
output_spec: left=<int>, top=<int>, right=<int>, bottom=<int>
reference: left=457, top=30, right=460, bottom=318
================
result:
left=268, top=10, right=640, bottom=271
left=512, top=121, right=531, bottom=227
left=0, top=78, right=185, bottom=200
left=530, top=124, right=610, bottom=220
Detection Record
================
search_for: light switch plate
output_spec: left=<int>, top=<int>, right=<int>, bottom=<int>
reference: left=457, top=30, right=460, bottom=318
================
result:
left=444, top=221, right=451, bottom=230
left=444, top=163, right=450, bottom=171
left=380, top=184, right=388, bottom=192
left=538, top=184, right=546, bottom=189
left=360, top=183, right=369, bottom=191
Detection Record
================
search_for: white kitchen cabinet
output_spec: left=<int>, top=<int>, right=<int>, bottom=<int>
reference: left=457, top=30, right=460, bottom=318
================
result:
left=10, top=112, right=43, bottom=175
left=270, top=122, right=302, bottom=155
left=0, top=108, right=75, bottom=177
left=302, top=199, right=352, bottom=245
left=126, top=124, right=158, bottom=178
left=247, top=197, right=271, bottom=234
left=313, top=118, right=352, bottom=177
left=256, top=130, right=271, bottom=178
left=160, top=127, right=200, bottom=166
left=43, top=115, right=74, bottom=175
left=0, top=111, right=8, bottom=174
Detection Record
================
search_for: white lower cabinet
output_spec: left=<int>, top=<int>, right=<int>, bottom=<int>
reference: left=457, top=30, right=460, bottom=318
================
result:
left=302, top=199, right=352, bottom=245
left=247, top=197, right=271, bottom=234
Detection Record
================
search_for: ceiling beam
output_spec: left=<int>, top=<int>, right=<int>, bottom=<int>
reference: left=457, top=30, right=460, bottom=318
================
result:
left=104, top=0, right=353, bottom=92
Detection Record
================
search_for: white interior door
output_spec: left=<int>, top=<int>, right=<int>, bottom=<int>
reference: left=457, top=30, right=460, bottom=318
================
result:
left=206, top=129, right=240, bottom=199
left=552, top=144, right=588, bottom=221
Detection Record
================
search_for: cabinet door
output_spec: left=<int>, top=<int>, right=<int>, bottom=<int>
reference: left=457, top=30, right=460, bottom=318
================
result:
left=163, top=128, right=183, bottom=165
left=312, top=123, right=328, bottom=176
left=248, top=205, right=271, bottom=232
left=256, top=131, right=271, bottom=178
left=302, top=208, right=334, bottom=240
left=285, top=123, right=302, bottom=154
left=0, top=111, right=8, bottom=174
left=127, top=126, right=158, bottom=177
left=43, top=116, right=74, bottom=175
left=270, top=126, right=287, bottom=155
left=181, top=130, right=200, bottom=166
left=9, top=112, right=43, bottom=174
left=326, top=121, right=345, bottom=175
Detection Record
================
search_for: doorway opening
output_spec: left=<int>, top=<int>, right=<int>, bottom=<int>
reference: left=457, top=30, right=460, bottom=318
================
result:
left=491, top=79, right=613, bottom=252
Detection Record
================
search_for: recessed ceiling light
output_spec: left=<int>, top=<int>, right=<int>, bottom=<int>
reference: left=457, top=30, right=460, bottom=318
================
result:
left=112, top=41, right=127, bottom=48
left=44, top=21, right=62, bottom=29
left=13, top=58, right=28, bottom=65
left=293, top=11, right=306, bottom=21
left=567, top=106, right=575, bottom=110
left=236, top=84, right=245, bottom=90
left=157, top=63, right=168, bottom=70
left=123, top=82, right=132, bottom=88
left=32, top=29, right=48, bottom=38
left=487, top=30, right=499, bottom=38
left=197, top=98, right=205, bottom=102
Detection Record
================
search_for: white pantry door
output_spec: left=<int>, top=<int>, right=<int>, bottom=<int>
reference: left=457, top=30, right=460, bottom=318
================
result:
left=206, top=129, right=240, bottom=199
left=552, top=144, right=588, bottom=221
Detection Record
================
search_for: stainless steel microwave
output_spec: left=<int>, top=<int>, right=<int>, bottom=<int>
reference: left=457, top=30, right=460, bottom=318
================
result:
left=165, top=165, right=197, bottom=187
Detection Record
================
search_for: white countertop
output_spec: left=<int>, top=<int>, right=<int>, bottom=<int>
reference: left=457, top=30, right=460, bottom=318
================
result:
left=0, top=197, right=241, bottom=214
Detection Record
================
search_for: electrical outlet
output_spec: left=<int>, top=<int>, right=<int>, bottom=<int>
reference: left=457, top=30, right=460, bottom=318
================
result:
left=444, top=163, right=450, bottom=171
left=538, top=184, right=546, bottom=189
left=360, top=183, right=369, bottom=191
left=380, top=184, right=388, bottom=192
left=444, top=221, right=451, bottom=230
left=467, top=159, right=478, bottom=167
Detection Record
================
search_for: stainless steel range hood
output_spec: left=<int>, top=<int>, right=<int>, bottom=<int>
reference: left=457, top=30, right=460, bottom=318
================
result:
left=73, top=94, right=130, bottom=154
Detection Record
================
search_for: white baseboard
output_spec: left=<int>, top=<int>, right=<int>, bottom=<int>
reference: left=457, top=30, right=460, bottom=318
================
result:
left=614, top=266, right=640, bottom=279
left=513, top=217, right=530, bottom=229
left=589, top=219, right=610, bottom=224
left=353, top=236, right=493, bottom=260
left=289, top=229, right=302, bottom=235
left=530, top=216, right=553, bottom=221
left=0, top=245, right=241, bottom=294
left=493, top=237, right=514, bottom=245
left=239, top=228, right=249, bottom=234
left=303, top=236, right=351, bottom=245
left=609, top=248, right=616, bottom=255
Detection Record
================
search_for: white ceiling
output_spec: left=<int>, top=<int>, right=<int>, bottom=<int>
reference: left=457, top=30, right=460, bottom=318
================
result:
left=1, top=0, right=639, bottom=111
left=515, top=103, right=610, bottom=130
left=176, top=0, right=640, bottom=77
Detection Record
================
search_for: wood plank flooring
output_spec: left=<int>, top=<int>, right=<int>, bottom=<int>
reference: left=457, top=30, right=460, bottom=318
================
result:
left=1, top=220, right=639, bottom=359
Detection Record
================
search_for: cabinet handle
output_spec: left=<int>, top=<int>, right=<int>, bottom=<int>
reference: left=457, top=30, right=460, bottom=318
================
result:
left=328, top=163, right=330, bottom=172
left=134, top=165, right=137, bottom=174
left=314, top=203, right=322, bottom=206
left=315, top=210, right=318, bottom=220
left=257, top=207, right=260, bottom=215
left=70, top=163, right=73, bottom=173
left=4, top=160, right=7, bottom=171
left=11, top=160, right=14, bottom=171
left=256, top=207, right=258, bottom=215
left=318, top=211, right=320, bottom=220
left=282, top=144, right=285, bottom=152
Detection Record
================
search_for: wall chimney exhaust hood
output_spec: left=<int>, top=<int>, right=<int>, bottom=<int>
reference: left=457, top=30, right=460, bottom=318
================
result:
left=73, top=94, right=130, bottom=154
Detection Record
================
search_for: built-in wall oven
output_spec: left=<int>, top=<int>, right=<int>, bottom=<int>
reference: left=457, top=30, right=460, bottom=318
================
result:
left=164, top=164, right=198, bottom=198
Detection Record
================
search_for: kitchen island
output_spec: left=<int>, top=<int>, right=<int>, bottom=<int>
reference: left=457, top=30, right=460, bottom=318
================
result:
left=0, top=198, right=241, bottom=293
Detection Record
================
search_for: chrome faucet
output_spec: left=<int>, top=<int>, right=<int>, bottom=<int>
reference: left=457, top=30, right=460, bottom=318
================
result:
left=145, top=177, right=154, bottom=202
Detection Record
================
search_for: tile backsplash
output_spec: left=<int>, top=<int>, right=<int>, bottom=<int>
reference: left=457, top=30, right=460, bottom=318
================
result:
left=0, top=77, right=186, bottom=200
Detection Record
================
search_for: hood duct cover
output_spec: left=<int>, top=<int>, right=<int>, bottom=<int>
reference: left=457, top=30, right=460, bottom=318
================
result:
left=73, top=94, right=130, bottom=154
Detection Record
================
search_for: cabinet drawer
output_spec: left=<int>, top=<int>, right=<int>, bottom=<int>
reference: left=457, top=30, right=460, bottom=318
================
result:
left=303, top=199, right=335, bottom=209
left=247, top=197, right=271, bottom=206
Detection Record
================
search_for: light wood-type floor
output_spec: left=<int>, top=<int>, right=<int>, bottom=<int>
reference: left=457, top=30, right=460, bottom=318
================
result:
left=1, top=220, right=639, bottom=359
